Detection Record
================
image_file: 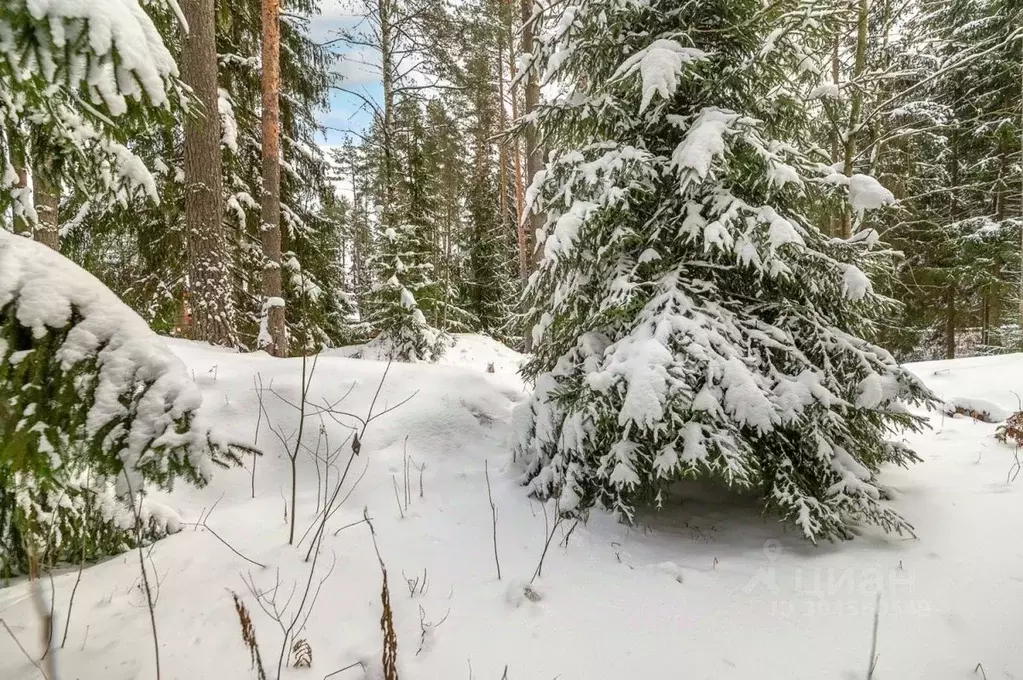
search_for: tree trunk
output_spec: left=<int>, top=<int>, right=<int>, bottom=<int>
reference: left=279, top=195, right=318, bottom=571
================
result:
left=829, top=37, right=841, bottom=237
left=944, top=284, right=957, bottom=360
left=497, top=37, right=510, bottom=238
left=181, top=0, right=237, bottom=347
left=380, top=0, right=397, bottom=230
left=260, top=0, right=287, bottom=356
left=521, top=0, right=543, bottom=261
left=32, top=161, right=59, bottom=251
left=1018, top=54, right=1023, bottom=327
left=841, top=0, right=869, bottom=239
left=520, top=0, right=543, bottom=351
left=508, top=1, right=527, bottom=284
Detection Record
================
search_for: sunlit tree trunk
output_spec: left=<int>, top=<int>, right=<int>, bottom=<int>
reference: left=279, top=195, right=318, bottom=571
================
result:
left=260, top=0, right=287, bottom=356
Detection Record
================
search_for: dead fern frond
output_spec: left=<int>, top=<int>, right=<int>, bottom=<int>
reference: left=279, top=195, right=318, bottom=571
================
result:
left=231, top=591, right=267, bottom=680
left=996, top=411, right=1023, bottom=446
left=381, top=566, right=399, bottom=680
left=364, top=507, right=400, bottom=680
left=292, top=638, right=313, bottom=668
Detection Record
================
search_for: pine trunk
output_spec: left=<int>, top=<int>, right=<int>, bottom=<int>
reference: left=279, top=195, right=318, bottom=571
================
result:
left=829, top=37, right=840, bottom=237
left=497, top=38, right=510, bottom=237
left=520, top=0, right=542, bottom=352
left=380, top=0, right=396, bottom=229
left=1018, top=54, right=1023, bottom=327
left=944, top=284, right=957, bottom=360
left=508, top=2, right=527, bottom=283
left=32, top=162, right=59, bottom=251
left=841, top=0, right=869, bottom=240
left=181, top=0, right=237, bottom=347
left=260, top=0, right=287, bottom=356
left=520, top=0, right=542, bottom=267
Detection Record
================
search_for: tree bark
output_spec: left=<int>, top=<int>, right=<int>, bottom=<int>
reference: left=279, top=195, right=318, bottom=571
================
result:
left=181, top=0, right=237, bottom=347
left=497, top=36, right=510, bottom=240
left=944, top=284, right=957, bottom=360
left=380, top=0, right=396, bottom=229
left=841, top=0, right=869, bottom=240
left=32, top=161, right=59, bottom=251
left=508, top=1, right=527, bottom=283
left=260, top=0, right=287, bottom=356
left=520, top=0, right=543, bottom=352
left=520, top=0, right=543, bottom=268
left=829, top=36, right=841, bottom=237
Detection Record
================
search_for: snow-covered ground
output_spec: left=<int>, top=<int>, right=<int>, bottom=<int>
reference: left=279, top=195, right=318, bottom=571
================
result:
left=2, top=338, right=1023, bottom=680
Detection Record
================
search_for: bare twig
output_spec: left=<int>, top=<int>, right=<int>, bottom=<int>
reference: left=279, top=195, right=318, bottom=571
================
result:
left=415, top=604, right=450, bottom=656
left=324, top=661, right=365, bottom=678
left=402, top=438, right=411, bottom=511
left=181, top=522, right=266, bottom=569
left=393, top=475, right=406, bottom=519
left=1, top=619, right=47, bottom=679
left=252, top=375, right=266, bottom=498
left=1008, top=448, right=1022, bottom=484
left=302, top=363, right=413, bottom=561
left=866, top=593, right=881, bottom=680
left=60, top=553, right=85, bottom=649
left=560, top=520, right=580, bottom=549
left=403, top=568, right=428, bottom=598
left=332, top=516, right=371, bottom=537
left=531, top=500, right=564, bottom=584
left=485, top=461, right=501, bottom=580
left=118, top=472, right=161, bottom=680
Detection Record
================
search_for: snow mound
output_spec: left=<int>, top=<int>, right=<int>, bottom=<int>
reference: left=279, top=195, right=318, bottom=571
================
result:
left=848, top=173, right=896, bottom=215
left=940, top=396, right=1010, bottom=423
left=329, top=333, right=527, bottom=379
left=3, top=341, right=1023, bottom=680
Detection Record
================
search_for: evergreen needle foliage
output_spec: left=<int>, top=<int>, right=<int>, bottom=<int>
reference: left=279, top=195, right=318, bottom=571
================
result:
left=0, top=222, right=244, bottom=576
left=513, top=0, right=940, bottom=541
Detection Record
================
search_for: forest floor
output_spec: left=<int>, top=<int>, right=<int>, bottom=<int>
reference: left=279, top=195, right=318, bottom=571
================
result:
left=2, top=335, right=1022, bottom=680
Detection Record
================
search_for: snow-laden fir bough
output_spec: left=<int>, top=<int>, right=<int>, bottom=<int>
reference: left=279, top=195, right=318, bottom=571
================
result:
left=0, top=231, right=246, bottom=576
left=512, top=0, right=939, bottom=541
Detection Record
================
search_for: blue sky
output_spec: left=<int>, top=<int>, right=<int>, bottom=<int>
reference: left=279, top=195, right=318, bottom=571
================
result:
left=307, top=3, right=381, bottom=146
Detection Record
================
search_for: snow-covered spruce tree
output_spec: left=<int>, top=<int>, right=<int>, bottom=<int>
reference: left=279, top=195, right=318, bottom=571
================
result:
left=366, top=96, right=446, bottom=362
left=0, top=0, right=182, bottom=237
left=0, top=233, right=245, bottom=576
left=513, top=0, right=938, bottom=541
left=0, top=0, right=245, bottom=576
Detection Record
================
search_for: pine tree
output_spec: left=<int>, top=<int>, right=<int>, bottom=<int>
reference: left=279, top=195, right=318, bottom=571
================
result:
left=513, top=0, right=938, bottom=541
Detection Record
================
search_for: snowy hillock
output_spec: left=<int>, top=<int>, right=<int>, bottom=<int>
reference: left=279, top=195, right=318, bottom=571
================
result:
left=1, top=341, right=1022, bottom=679
left=327, top=333, right=528, bottom=377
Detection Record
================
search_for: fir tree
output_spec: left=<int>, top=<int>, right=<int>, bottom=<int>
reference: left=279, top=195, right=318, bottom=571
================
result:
left=513, top=0, right=938, bottom=541
left=366, top=96, right=446, bottom=361
left=54, top=0, right=353, bottom=352
left=0, top=0, right=245, bottom=577
left=459, top=8, right=520, bottom=339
